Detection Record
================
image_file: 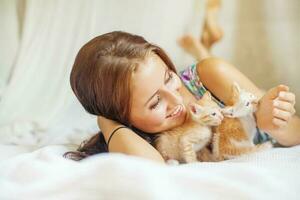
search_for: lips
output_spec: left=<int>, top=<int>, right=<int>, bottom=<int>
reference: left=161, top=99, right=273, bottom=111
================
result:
left=166, top=105, right=183, bottom=118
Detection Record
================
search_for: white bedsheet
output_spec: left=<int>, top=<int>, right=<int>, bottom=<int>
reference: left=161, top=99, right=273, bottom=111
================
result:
left=0, top=144, right=299, bottom=200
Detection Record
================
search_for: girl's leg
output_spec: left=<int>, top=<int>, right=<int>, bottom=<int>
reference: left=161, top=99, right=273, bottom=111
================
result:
left=177, top=34, right=210, bottom=61
left=201, top=0, right=223, bottom=50
left=177, top=0, right=223, bottom=61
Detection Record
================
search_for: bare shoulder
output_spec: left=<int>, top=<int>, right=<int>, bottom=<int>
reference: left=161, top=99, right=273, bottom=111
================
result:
left=196, top=57, right=229, bottom=70
left=196, top=57, right=234, bottom=87
left=105, top=127, right=165, bottom=164
left=196, top=57, right=264, bottom=104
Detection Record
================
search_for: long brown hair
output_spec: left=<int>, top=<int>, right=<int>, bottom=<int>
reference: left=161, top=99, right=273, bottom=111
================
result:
left=64, top=31, right=177, bottom=161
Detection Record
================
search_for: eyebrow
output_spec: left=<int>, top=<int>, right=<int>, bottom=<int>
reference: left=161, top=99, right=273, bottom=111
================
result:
left=144, top=68, right=169, bottom=106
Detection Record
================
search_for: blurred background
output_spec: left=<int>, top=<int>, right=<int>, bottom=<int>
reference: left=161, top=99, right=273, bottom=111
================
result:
left=0, top=0, right=299, bottom=147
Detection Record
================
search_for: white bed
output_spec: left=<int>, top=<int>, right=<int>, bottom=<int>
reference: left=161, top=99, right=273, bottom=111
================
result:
left=0, top=142, right=299, bottom=200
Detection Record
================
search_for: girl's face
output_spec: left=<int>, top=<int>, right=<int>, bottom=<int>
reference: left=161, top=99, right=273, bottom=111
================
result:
left=129, top=53, right=187, bottom=133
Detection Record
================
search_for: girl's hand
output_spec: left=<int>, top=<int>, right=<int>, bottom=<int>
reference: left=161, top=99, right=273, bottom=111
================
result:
left=255, top=85, right=296, bottom=132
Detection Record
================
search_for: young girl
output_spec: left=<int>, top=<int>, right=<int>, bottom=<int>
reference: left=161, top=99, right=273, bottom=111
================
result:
left=65, top=30, right=299, bottom=163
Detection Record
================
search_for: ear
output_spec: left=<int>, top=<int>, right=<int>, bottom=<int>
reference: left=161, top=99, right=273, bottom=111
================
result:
left=202, top=91, right=212, bottom=101
left=189, top=103, right=203, bottom=115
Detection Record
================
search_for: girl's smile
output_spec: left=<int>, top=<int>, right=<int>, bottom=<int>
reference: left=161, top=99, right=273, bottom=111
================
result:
left=166, top=104, right=184, bottom=118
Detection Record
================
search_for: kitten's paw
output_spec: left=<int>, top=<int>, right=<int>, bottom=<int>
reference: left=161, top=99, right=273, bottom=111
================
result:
left=258, top=141, right=273, bottom=151
left=166, top=159, right=180, bottom=165
left=260, top=142, right=273, bottom=150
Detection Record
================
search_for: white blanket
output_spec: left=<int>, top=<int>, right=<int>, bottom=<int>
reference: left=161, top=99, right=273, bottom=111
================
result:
left=0, top=144, right=299, bottom=200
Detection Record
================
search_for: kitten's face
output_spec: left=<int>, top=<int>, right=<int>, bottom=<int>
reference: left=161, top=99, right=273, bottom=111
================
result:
left=228, top=83, right=258, bottom=117
left=189, top=92, right=223, bottom=126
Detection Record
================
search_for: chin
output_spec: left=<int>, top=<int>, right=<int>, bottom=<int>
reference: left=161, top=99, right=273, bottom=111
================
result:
left=171, top=107, right=187, bottom=128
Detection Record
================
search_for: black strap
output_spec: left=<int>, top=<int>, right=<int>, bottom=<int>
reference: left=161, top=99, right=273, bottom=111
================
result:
left=107, top=126, right=128, bottom=149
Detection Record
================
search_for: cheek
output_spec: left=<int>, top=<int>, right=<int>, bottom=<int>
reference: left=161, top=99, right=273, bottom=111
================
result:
left=130, top=104, right=167, bottom=132
left=149, top=109, right=166, bottom=125
left=145, top=105, right=167, bottom=128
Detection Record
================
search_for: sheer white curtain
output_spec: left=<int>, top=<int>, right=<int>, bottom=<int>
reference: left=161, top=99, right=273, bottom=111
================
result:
left=0, top=0, right=202, bottom=145
left=0, top=0, right=19, bottom=97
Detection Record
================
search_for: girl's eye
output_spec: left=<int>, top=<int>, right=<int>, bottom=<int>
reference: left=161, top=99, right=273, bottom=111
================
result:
left=150, top=95, right=161, bottom=110
left=149, top=71, right=173, bottom=110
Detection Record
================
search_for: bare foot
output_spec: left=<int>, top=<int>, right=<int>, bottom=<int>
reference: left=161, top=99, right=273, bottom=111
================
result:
left=177, top=34, right=210, bottom=61
left=200, top=0, right=223, bottom=50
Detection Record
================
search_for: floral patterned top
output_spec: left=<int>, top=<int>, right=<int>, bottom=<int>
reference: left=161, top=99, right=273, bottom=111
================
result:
left=179, top=63, right=225, bottom=108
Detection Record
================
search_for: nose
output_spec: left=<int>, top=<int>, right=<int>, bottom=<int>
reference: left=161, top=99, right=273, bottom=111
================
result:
left=160, top=85, right=182, bottom=110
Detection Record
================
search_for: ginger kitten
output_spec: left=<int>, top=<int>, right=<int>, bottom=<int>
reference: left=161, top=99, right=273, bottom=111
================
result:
left=210, top=83, right=273, bottom=161
left=154, top=92, right=223, bottom=164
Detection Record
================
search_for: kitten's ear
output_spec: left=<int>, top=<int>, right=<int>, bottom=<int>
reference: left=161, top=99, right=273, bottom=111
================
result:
left=189, top=103, right=203, bottom=115
left=232, top=82, right=241, bottom=94
left=202, top=91, right=212, bottom=101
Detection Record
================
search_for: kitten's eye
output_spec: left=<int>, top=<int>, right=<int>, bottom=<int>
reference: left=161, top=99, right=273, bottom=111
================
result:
left=150, top=95, right=161, bottom=110
left=211, top=112, right=216, bottom=116
left=246, top=102, right=250, bottom=106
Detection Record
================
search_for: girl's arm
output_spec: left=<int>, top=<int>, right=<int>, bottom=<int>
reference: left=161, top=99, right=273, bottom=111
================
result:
left=97, top=116, right=165, bottom=164
left=196, top=57, right=300, bottom=146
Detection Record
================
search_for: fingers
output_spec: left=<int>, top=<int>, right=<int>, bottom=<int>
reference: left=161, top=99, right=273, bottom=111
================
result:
left=261, top=84, right=296, bottom=130
left=272, top=118, right=288, bottom=128
left=273, top=100, right=296, bottom=114
left=272, top=105, right=296, bottom=129
left=274, top=90, right=296, bottom=117
left=278, top=91, right=296, bottom=105
left=273, top=108, right=291, bottom=121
